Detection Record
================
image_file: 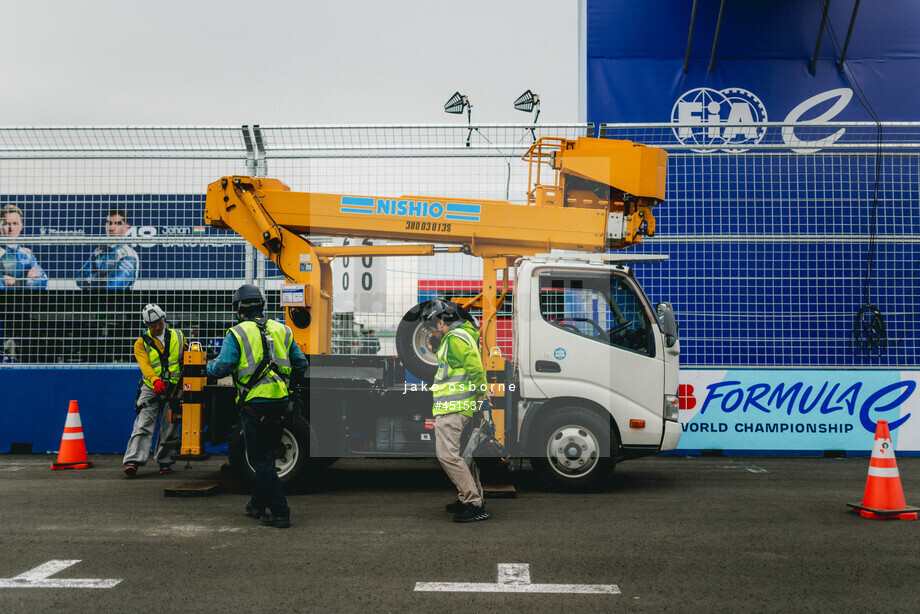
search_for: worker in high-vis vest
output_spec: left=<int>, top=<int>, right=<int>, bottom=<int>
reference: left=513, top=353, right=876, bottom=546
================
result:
left=123, top=304, right=186, bottom=478
left=206, top=284, right=308, bottom=529
left=422, top=299, right=490, bottom=523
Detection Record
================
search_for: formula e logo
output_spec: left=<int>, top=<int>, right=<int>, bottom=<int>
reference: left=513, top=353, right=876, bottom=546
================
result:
left=671, top=87, right=768, bottom=152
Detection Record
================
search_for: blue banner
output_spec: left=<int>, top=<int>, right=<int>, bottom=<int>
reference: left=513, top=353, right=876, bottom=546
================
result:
left=678, top=370, right=920, bottom=452
left=587, top=0, right=920, bottom=124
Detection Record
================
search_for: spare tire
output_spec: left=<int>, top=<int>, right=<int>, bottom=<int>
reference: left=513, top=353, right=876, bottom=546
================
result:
left=395, top=301, right=438, bottom=383
left=396, top=300, right=480, bottom=383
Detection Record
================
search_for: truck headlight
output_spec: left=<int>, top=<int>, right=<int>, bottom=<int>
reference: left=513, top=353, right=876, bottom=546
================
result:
left=663, top=394, right=679, bottom=422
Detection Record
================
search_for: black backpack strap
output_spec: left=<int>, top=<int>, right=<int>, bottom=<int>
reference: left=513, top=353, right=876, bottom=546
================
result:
left=141, top=329, right=171, bottom=380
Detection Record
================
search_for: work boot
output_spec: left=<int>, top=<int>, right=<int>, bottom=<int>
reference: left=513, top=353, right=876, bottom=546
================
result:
left=259, top=513, right=290, bottom=528
left=262, top=508, right=291, bottom=528
left=158, top=464, right=173, bottom=475
left=445, top=500, right=466, bottom=513
left=123, top=464, right=138, bottom=479
left=453, top=502, right=489, bottom=523
left=272, top=515, right=291, bottom=529
left=244, top=502, right=264, bottom=519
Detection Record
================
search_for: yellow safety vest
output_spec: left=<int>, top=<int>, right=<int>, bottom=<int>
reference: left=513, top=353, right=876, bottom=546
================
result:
left=142, top=328, right=184, bottom=387
left=229, top=318, right=293, bottom=403
left=431, top=326, right=482, bottom=417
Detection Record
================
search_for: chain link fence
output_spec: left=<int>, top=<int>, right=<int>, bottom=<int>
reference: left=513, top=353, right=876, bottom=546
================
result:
left=606, top=122, right=920, bottom=368
left=1, top=122, right=917, bottom=368
left=0, top=124, right=588, bottom=365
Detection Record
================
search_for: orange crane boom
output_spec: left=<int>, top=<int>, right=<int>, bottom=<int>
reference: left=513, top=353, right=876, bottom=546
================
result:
left=204, top=136, right=667, bottom=356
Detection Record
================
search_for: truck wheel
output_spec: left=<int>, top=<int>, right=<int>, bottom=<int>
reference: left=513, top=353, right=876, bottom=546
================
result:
left=228, top=414, right=321, bottom=493
left=396, top=301, right=438, bottom=383
left=530, top=407, right=616, bottom=492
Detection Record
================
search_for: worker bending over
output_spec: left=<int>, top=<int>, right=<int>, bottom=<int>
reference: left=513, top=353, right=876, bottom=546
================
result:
left=123, top=304, right=186, bottom=478
left=207, top=284, right=308, bottom=529
left=423, top=300, right=490, bottom=523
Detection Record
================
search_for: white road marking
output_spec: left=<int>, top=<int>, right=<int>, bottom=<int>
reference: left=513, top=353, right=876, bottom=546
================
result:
left=0, top=462, right=49, bottom=472
left=144, top=524, right=244, bottom=537
left=496, top=563, right=530, bottom=584
left=718, top=461, right=769, bottom=474
left=414, top=563, right=620, bottom=594
left=0, top=560, right=121, bottom=589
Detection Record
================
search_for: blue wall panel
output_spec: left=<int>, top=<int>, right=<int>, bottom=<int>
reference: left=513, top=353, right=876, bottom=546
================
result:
left=0, top=368, right=140, bottom=453
left=587, top=0, right=920, bottom=123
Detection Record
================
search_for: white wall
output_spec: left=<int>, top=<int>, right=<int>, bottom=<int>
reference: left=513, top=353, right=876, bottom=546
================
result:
left=2, top=0, right=579, bottom=126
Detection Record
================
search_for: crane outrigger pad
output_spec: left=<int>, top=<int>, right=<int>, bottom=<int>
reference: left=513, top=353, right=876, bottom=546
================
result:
left=164, top=482, right=221, bottom=497
left=483, top=483, right=517, bottom=499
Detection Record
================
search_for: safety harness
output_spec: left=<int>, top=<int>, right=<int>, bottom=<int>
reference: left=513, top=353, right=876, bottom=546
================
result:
left=235, top=317, right=287, bottom=420
left=135, top=328, right=181, bottom=412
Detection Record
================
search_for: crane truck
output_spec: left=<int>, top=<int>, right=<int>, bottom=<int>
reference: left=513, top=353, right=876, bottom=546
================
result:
left=175, top=136, right=681, bottom=492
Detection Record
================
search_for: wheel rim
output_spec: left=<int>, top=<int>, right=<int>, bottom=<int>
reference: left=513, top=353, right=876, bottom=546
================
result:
left=545, top=424, right=600, bottom=478
left=410, top=322, right=440, bottom=367
left=244, top=426, right=300, bottom=478
left=274, top=427, right=300, bottom=478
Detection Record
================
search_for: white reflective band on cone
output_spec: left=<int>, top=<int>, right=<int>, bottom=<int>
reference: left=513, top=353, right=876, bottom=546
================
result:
left=868, top=466, right=900, bottom=478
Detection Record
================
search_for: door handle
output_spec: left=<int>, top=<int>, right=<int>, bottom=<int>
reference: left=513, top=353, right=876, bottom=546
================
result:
left=535, top=360, right=561, bottom=373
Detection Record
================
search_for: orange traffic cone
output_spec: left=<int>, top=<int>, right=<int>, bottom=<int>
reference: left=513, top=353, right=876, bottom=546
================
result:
left=847, top=420, right=917, bottom=520
left=50, top=400, right=94, bottom=470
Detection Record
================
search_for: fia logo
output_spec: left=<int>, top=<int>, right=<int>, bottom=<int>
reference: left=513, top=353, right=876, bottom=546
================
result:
left=671, top=87, right=854, bottom=154
left=670, top=87, right=768, bottom=152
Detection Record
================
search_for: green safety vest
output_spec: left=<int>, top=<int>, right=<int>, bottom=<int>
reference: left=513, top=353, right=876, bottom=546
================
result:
left=229, top=318, right=293, bottom=404
left=431, top=326, right=482, bottom=417
left=142, top=328, right=184, bottom=387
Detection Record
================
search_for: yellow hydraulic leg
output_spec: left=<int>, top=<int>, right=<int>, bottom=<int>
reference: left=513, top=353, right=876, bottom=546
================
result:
left=173, top=343, right=210, bottom=461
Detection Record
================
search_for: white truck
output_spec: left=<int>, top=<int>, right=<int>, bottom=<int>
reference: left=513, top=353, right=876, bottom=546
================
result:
left=176, top=136, right=681, bottom=492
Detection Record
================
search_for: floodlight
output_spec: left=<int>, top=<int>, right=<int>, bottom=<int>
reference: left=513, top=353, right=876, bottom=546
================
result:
left=444, top=92, right=470, bottom=114
left=444, top=92, right=474, bottom=146
left=513, top=90, right=540, bottom=113
left=515, top=90, right=541, bottom=143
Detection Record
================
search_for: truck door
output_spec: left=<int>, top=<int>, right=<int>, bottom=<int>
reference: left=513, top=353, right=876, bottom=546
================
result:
left=527, top=270, right=664, bottom=444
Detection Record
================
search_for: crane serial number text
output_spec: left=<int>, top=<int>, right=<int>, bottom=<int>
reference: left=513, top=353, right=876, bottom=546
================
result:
left=405, top=221, right=452, bottom=232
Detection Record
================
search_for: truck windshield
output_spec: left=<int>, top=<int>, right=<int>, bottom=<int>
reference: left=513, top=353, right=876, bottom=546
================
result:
left=539, top=272, right=654, bottom=356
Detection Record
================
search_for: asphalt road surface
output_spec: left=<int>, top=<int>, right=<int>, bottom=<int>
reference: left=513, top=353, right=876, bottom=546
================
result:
left=1, top=454, right=919, bottom=613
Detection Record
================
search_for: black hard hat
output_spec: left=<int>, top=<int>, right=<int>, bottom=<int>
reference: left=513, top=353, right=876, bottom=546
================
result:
left=422, top=299, right=459, bottom=327
left=233, top=284, right=265, bottom=313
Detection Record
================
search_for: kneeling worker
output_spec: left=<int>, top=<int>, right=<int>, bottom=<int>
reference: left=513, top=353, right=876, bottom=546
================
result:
left=207, top=284, right=307, bottom=529
left=123, top=304, right=186, bottom=477
left=423, top=300, right=490, bottom=523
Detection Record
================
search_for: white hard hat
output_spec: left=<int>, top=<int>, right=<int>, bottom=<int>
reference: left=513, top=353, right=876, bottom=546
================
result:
left=142, top=303, right=166, bottom=326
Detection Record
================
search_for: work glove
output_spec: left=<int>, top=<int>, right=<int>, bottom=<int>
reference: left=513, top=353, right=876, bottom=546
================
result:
left=153, top=379, right=167, bottom=395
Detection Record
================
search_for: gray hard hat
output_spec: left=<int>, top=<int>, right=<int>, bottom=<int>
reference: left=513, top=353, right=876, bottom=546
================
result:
left=142, top=303, right=166, bottom=326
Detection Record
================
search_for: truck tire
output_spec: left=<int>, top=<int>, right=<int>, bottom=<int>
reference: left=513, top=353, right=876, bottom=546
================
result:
left=395, top=301, right=438, bottom=383
left=530, top=407, right=616, bottom=492
left=228, top=413, right=322, bottom=493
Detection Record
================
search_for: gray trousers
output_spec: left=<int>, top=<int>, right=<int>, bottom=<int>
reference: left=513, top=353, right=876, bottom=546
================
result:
left=435, top=412, right=483, bottom=506
left=122, top=384, right=178, bottom=467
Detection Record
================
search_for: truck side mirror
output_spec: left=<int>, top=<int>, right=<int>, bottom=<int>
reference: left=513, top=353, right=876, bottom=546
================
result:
left=656, top=302, right=678, bottom=348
